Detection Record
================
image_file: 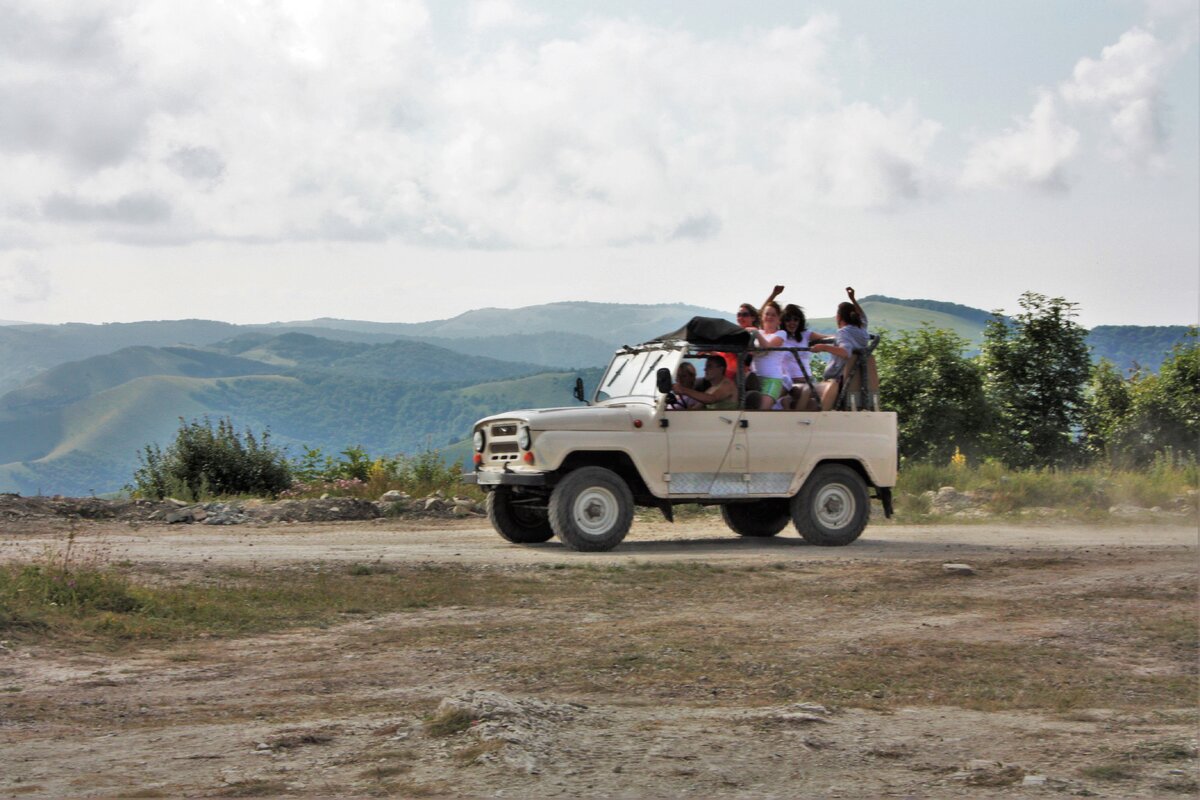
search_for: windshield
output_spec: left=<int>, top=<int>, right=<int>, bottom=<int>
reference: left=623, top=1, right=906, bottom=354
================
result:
left=595, top=349, right=680, bottom=403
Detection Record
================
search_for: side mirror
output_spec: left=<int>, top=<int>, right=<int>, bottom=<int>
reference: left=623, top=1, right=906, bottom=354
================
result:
left=573, top=377, right=586, bottom=403
left=656, top=367, right=673, bottom=394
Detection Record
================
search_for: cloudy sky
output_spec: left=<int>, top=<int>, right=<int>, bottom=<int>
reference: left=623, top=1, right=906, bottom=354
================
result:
left=1, top=0, right=1196, bottom=328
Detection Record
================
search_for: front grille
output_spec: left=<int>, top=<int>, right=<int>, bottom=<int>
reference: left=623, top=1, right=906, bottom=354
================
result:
left=481, top=421, right=523, bottom=464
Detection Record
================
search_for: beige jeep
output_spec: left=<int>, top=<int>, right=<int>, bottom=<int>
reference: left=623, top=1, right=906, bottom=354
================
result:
left=464, top=317, right=897, bottom=552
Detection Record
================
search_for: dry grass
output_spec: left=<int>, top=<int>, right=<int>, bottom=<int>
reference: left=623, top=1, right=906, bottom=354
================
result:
left=4, top=557, right=1196, bottom=716
left=453, top=739, right=505, bottom=764
left=423, top=708, right=475, bottom=737
left=214, top=779, right=292, bottom=797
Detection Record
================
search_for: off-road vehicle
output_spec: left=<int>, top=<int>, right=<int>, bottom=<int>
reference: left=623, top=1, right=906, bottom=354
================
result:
left=463, top=317, right=896, bottom=551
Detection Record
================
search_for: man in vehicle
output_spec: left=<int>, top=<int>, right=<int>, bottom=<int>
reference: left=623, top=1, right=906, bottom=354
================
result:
left=673, top=355, right=738, bottom=409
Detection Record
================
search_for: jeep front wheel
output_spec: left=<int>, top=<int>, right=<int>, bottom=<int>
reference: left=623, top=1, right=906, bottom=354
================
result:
left=721, top=500, right=790, bottom=538
left=548, top=467, right=634, bottom=552
left=791, top=464, right=870, bottom=546
left=486, top=487, right=554, bottom=544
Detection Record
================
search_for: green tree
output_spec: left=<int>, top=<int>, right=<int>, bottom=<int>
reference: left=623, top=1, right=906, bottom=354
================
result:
left=875, top=325, right=989, bottom=463
left=1088, top=329, right=1199, bottom=466
left=131, top=417, right=293, bottom=500
left=1081, top=358, right=1131, bottom=461
left=981, top=292, right=1091, bottom=468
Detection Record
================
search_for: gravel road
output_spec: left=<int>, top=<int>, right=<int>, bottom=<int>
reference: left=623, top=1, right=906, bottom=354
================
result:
left=2, top=517, right=1194, bottom=567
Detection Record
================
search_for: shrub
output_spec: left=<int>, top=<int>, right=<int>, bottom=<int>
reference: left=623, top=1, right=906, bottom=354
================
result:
left=131, top=417, right=292, bottom=500
left=282, top=446, right=471, bottom=500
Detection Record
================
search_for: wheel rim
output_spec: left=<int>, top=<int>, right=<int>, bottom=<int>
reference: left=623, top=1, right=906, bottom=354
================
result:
left=572, top=486, right=619, bottom=537
left=814, top=482, right=855, bottom=529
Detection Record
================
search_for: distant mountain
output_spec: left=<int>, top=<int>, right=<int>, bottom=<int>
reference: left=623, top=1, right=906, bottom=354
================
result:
left=0, top=319, right=243, bottom=395
left=0, top=303, right=716, bottom=394
left=1086, top=326, right=1194, bottom=374
left=0, top=333, right=570, bottom=496
left=0, top=346, right=280, bottom=418
left=853, top=297, right=1190, bottom=370
left=1, top=299, right=1191, bottom=496
left=265, top=301, right=726, bottom=343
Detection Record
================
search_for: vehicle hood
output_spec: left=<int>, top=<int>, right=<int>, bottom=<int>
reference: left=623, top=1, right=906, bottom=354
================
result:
left=476, top=405, right=645, bottom=431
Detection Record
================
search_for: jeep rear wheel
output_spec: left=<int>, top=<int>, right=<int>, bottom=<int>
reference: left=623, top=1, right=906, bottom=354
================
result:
left=486, top=487, right=554, bottom=544
left=791, top=464, right=870, bottom=546
left=721, top=500, right=790, bottom=538
left=548, top=467, right=634, bottom=552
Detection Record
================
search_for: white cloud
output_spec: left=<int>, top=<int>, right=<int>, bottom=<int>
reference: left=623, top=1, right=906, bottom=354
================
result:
left=1060, top=27, right=1176, bottom=168
left=0, top=2, right=948, bottom=250
left=0, top=258, right=52, bottom=303
left=467, top=0, right=544, bottom=32
left=961, top=91, right=1080, bottom=190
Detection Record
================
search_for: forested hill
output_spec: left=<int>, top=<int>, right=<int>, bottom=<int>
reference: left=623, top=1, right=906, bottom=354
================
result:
left=0, top=299, right=1192, bottom=496
left=855, top=297, right=1190, bottom=372
left=0, top=330, right=591, bottom=496
left=858, top=295, right=997, bottom=326
left=1085, top=326, right=1195, bottom=373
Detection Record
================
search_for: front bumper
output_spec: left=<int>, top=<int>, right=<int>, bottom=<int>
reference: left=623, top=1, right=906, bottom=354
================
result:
left=462, top=470, right=548, bottom=487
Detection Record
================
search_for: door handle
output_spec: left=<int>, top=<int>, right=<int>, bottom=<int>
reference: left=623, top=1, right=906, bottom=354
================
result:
left=797, top=419, right=812, bottom=426
left=718, top=416, right=733, bottom=424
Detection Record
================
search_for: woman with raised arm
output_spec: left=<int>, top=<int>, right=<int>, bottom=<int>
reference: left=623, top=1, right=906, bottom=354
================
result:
left=807, top=286, right=870, bottom=411
left=745, top=299, right=791, bottom=409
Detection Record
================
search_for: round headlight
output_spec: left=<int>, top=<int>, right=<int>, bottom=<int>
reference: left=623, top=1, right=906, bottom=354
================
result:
left=473, top=430, right=485, bottom=452
left=517, top=426, right=531, bottom=450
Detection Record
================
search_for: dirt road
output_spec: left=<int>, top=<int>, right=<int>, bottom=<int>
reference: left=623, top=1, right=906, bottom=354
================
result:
left=2, top=518, right=1196, bottom=799
left=3, top=516, right=1195, bottom=567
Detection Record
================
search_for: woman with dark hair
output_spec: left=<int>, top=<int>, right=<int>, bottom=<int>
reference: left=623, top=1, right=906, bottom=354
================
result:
left=807, top=287, right=869, bottom=411
left=779, top=303, right=830, bottom=410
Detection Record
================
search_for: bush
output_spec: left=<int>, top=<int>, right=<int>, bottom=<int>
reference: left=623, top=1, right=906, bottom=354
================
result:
left=131, top=417, right=293, bottom=500
left=282, top=446, right=472, bottom=500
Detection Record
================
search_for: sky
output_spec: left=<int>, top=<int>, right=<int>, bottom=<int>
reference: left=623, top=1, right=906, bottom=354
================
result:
left=0, top=0, right=1197, bottom=328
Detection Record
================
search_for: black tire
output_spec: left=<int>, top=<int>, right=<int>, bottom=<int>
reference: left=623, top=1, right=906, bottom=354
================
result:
left=486, top=488, right=554, bottom=544
left=791, top=464, right=870, bottom=546
left=721, top=500, right=790, bottom=537
left=548, top=467, right=634, bottom=552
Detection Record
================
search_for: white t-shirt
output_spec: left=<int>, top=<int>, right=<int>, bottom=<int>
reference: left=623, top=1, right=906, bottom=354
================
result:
left=782, top=330, right=813, bottom=382
left=751, top=330, right=788, bottom=379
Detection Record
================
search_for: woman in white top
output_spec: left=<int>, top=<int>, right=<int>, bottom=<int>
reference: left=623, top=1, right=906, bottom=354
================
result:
left=779, top=303, right=831, bottom=411
left=747, top=300, right=789, bottom=409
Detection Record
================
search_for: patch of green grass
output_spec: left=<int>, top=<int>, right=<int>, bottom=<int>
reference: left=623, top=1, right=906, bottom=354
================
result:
left=423, top=708, right=474, bottom=737
left=214, top=779, right=292, bottom=797
left=0, top=562, right=552, bottom=647
left=359, top=764, right=412, bottom=780
left=893, top=461, right=1198, bottom=520
left=266, top=731, right=333, bottom=750
left=347, top=563, right=396, bottom=576
left=1126, top=739, right=1198, bottom=762
left=1079, top=763, right=1139, bottom=781
left=1156, top=777, right=1200, bottom=794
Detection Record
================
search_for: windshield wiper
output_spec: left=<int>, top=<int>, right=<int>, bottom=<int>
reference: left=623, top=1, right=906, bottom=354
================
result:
left=637, top=353, right=664, bottom=384
left=605, top=357, right=630, bottom=387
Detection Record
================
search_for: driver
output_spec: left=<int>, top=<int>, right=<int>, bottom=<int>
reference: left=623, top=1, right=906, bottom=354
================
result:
left=673, top=355, right=738, bottom=410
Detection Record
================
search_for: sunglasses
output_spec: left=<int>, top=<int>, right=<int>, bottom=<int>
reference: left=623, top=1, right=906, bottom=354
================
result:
left=782, top=316, right=800, bottom=323
left=736, top=311, right=753, bottom=317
